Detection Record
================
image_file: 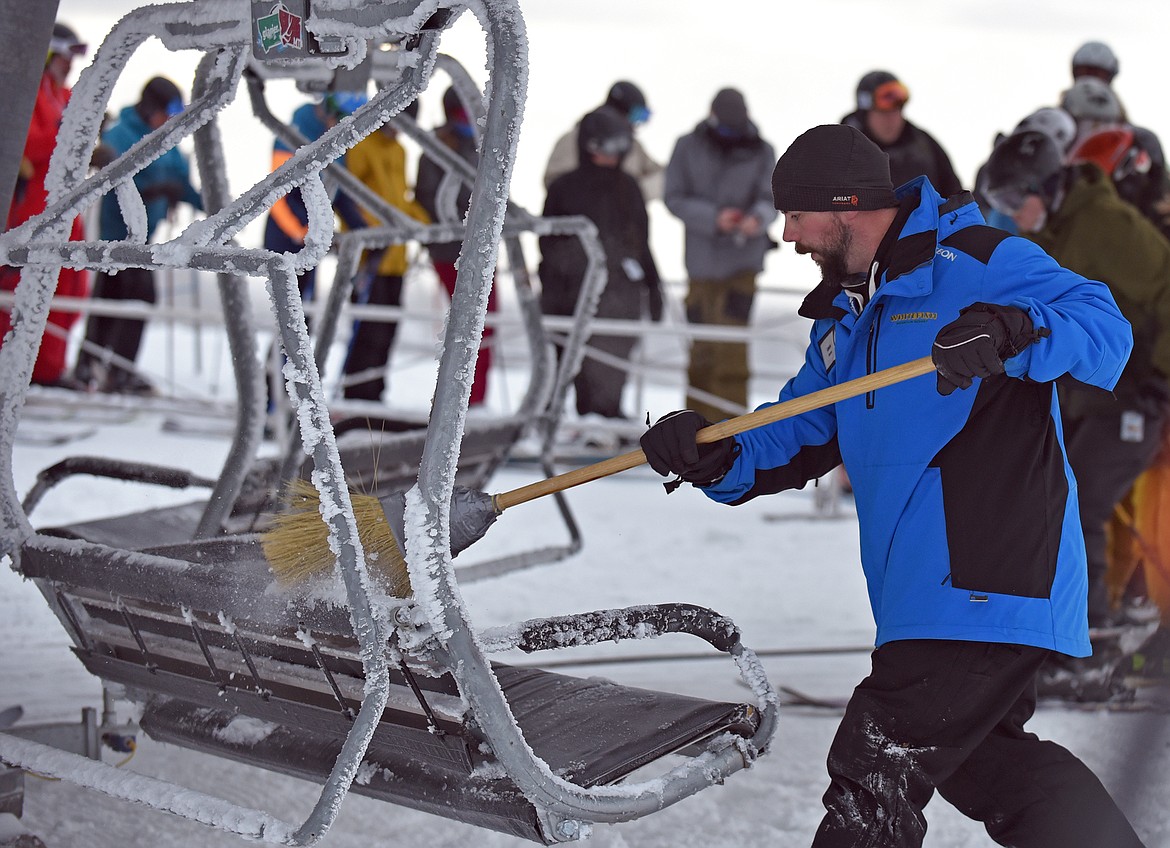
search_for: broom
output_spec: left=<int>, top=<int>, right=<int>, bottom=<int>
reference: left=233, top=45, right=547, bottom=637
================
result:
left=260, top=355, right=937, bottom=592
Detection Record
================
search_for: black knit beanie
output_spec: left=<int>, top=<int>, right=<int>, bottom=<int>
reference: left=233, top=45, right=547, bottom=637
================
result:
left=772, top=125, right=898, bottom=212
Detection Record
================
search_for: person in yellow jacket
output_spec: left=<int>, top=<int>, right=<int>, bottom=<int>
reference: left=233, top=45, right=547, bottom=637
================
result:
left=340, top=101, right=430, bottom=401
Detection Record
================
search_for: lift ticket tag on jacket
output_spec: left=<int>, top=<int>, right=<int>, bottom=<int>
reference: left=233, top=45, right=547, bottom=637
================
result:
left=1121, top=410, right=1145, bottom=443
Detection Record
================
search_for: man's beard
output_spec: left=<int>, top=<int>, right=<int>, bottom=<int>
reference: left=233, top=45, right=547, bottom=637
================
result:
left=796, top=218, right=853, bottom=286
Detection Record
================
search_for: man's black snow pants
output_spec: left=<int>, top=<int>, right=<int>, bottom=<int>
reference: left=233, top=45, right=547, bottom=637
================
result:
left=812, top=639, right=1144, bottom=848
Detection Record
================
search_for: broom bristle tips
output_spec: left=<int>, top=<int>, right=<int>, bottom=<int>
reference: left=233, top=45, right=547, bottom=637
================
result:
left=259, top=481, right=411, bottom=596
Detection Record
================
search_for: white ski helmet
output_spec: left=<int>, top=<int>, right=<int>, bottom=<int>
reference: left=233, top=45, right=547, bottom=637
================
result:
left=1013, top=107, right=1078, bottom=153
left=1071, top=41, right=1119, bottom=82
left=1060, top=77, right=1123, bottom=123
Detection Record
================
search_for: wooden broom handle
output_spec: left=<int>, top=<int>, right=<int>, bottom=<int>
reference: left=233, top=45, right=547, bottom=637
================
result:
left=494, top=355, right=936, bottom=512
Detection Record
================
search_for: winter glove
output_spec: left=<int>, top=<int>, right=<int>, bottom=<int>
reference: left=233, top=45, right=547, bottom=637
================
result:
left=640, top=410, right=739, bottom=493
left=932, top=302, right=1046, bottom=396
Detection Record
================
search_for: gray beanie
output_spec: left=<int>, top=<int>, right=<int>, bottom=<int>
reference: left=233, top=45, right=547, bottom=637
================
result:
left=772, top=124, right=898, bottom=212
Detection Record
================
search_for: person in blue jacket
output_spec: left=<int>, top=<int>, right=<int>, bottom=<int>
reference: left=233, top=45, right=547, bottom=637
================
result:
left=641, top=124, right=1144, bottom=847
left=74, top=76, right=203, bottom=393
left=261, top=91, right=367, bottom=413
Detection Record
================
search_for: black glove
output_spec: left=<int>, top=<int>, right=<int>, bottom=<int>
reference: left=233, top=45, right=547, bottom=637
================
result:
left=932, top=302, right=1045, bottom=396
left=640, top=410, right=738, bottom=492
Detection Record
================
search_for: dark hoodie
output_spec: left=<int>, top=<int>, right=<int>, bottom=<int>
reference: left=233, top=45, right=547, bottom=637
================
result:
left=841, top=109, right=963, bottom=196
left=538, top=110, right=662, bottom=321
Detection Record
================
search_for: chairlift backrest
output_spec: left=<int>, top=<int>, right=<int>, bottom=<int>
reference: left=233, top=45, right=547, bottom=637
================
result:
left=0, top=2, right=778, bottom=844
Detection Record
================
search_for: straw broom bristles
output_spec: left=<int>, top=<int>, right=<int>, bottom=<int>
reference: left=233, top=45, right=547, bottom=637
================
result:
left=258, top=358, right=939, bottom=594
left=260, top=478, right=411, bottom=596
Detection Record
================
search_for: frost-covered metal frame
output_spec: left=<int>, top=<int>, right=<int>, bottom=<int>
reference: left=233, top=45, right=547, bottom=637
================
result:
left=0, top=0, right=778, bottom=844
left=243, top=52, right=601, bottom=577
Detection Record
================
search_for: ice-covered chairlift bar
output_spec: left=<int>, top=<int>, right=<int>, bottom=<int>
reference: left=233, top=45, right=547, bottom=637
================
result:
left=0, top=1, right=779, bottom=844
left=245, top=46, right=604, bottom=579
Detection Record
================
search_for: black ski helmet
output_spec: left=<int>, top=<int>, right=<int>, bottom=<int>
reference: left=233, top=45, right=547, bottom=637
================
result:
left=855, top=70, right=907, bottom=112
left=605, top=81, right=647, bottom=117
left=579, top=106, right=633, bottom=159
left=982, top=130, right=1065, bottom=213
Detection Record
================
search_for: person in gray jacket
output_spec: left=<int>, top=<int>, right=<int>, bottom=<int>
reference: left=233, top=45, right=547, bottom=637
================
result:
left=664, top=88, right=777, bottom=421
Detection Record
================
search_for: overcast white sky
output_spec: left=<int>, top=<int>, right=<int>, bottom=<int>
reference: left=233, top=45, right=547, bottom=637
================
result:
left=53, top=0, right=1170, bottom=286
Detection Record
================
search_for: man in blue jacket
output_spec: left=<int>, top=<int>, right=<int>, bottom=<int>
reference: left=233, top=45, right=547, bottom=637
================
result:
left=74, top=76, right=203, bottom=394
left=641, top=125, right=1144, bottom=846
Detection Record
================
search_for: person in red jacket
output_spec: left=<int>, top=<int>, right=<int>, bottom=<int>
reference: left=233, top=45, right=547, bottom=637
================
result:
left=0, top=22, right=91, bottom=389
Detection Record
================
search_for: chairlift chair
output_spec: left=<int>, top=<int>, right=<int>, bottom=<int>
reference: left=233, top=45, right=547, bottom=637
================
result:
left=0, top=1, right=779, bottom=844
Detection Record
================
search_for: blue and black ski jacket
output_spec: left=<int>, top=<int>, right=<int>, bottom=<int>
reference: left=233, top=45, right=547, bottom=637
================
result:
left=703, top=177, right=1132, bottom=657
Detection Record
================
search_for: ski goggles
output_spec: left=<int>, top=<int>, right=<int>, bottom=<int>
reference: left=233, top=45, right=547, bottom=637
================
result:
left=166, top=98, right=185, bottom=118
left=870, top=80, right=909, bottom=112
left=984, top=182, right=1039, bottom=215
left=587, top=134, right=633, bottom=158
left=48, top=37, right=88, bottom=57
left=628, top=105, right=651, bottom=126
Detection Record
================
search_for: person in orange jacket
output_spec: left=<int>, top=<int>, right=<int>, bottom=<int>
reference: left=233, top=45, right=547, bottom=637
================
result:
left=0, top=22, right=91, bottom=389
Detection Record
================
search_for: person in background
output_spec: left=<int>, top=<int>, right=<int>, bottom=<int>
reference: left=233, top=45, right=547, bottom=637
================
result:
left=0, top=22, right=91, bottom=390
left=261, top=90, right=368, bottom=413
left=415, top=86, right=494, bottom=406
left=1060, top=76, right=1124, bottom=147
left=1067, top=42, right=1170, bottom=656
left=339, top=99, right=431, bottom=402
left=664, top=87, right=776, bottom=422
left=841, top=70, right=962, bottom=197
left=982, top=130, right=1170, bottom=647
left=642, top=123, right=1143, bottom=847
left=539, top=106, right=663, bottom=425
left=1070, top=124, right=1170, bottom=239
left=543, top=80, right=664, bottom=202
left=73, top=76, right=203, bottom=394
left=262, top=90, right=368, bottom=299
left=973, top=106, right=1079, bottom=234
left=1066, top=41, right=1170, bottom=238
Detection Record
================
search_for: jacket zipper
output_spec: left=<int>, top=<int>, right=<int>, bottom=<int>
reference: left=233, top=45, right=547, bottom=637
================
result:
left=865, top=303, right=884, bottom=408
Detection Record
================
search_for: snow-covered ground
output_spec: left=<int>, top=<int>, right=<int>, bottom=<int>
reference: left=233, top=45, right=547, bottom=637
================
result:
left=4, top=1, right=1170, bottom=845
left=5, top=355, right=1170, bottom=847
left=7, top=349, right=1170, bottom=848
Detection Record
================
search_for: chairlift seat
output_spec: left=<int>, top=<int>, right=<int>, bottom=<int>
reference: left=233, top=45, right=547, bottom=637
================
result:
left=17, top=532, right=760, bottom=843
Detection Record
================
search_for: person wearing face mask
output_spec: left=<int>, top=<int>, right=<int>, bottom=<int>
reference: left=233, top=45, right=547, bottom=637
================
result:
left=842, top=70, right=963, bottom=198
left=663, top=87, right=777, bottom=422
left=983, top=129, right=1170, bottom=642
left=539, top=106, right=663, bottom=425
left=543, top=80, right=664, bottom=202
